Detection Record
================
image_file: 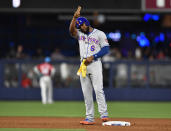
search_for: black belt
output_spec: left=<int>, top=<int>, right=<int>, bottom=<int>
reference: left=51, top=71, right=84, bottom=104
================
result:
left=81, top=58, right=101, bottom=62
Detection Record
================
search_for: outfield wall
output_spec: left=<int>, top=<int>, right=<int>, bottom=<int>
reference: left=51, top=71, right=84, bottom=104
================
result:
left=0, top=59, right=171, bottom=101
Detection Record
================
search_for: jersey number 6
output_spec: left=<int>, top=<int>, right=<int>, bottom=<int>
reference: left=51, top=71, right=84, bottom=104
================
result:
left=90, top=45, right=95, bottom=51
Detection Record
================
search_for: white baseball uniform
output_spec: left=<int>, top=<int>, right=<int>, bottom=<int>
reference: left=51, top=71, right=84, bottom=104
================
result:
left=34, top=62, right=55, bottom=104
left=77, top=28, right=109, bottom=121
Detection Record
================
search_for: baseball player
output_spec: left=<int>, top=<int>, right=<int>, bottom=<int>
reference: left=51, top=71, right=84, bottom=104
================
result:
left=34, top=57, right=55, bottom=104
left=69, top=6, right=109, bottom=125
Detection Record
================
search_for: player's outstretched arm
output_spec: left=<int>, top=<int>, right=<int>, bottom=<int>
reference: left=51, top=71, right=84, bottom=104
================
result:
left=69, top=6, right=81, bottom=38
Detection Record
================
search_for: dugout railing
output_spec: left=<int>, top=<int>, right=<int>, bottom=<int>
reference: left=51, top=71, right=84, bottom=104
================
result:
left=0, top=59, right=171, bottom=101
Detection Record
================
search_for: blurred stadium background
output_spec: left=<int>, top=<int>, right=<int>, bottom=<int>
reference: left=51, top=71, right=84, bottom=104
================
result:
left=0, top=0, right=171, bottom=101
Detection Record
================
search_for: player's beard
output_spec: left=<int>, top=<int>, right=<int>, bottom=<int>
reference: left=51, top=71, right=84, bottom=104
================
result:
left=80, top=26, right=89, bottom=34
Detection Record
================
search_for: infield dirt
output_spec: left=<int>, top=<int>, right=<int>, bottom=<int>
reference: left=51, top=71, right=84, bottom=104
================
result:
left=0, top=117, right=170, bottom=131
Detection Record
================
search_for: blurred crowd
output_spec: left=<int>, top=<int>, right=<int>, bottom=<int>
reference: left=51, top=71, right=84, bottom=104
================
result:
left=4, top=44, right=170, bottom=61
left=104, top=46, right=170, bottom=61
left=6, top=44, right=67, bottom=60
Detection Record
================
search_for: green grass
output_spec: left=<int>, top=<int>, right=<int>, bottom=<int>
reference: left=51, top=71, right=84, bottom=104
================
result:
left=107, top=101, right=171, bottom=118
left=0, top=129, right=85, bottom=131
left=0, top=101, right=85, bottom=117
left=0, top=101, right=171, bottom=118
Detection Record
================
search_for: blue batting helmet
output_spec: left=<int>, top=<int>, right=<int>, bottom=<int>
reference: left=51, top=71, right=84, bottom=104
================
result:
left=44, top=57, right=51, bottom=63
left=75, top=17, right=90, bottom=29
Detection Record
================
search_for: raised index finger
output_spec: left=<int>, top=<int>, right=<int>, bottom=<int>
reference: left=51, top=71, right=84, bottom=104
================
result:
left=77, top=6, right=81, bottom=12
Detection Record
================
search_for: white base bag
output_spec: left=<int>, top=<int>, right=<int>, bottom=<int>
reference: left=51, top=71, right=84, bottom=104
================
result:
left=102, top=121, right=131, bottom=126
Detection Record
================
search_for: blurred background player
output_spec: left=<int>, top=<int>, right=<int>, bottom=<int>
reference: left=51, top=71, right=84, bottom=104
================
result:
left=34, top=57, right=56, bottom=104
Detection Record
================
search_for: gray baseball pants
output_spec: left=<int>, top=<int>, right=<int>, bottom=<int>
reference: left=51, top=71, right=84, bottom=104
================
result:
left=80, top=60, right=108, bottom=121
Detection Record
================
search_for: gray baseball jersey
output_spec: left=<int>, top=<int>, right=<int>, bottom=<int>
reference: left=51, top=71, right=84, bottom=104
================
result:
left=77, top=28, right=109, bottom=60
left=77, top=28, right=109, bottom=121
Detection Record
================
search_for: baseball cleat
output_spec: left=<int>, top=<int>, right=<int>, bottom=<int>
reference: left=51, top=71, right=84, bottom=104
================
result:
left=80, top=118, right=95, bottom=125
left=101, top=116, right=109, bottom=122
